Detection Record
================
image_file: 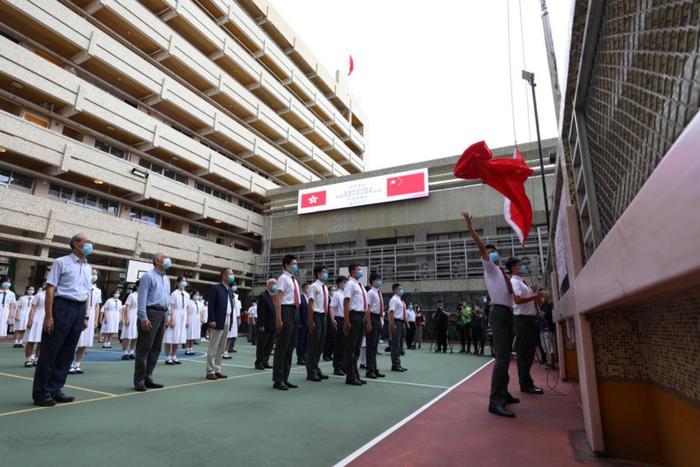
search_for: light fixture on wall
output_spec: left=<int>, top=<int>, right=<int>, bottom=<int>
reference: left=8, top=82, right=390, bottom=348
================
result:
left=93, top=179, right=104, bottom=185
left=214, top=220, right=222, bottom=224
left=131, top=168, right=149, bottom=178
left=163, top=203, right=172, bottom=207
left=0, top=147, right=6, bottom=152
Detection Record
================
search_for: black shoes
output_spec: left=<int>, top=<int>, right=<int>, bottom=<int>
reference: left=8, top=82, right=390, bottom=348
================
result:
left=34, top=397, right=56, bottom=407
left=121, top=355, right=130, bottom=361
left=297, top=359, right=306, bottom=365
left=358, top=379, right=367, bottom=384
left=254, top=363, right=265, bottom=370
left=333, top=369, right=345, bottom=376
left=145, top=381, right=163, bottom=389
left=360, top=364, right=367, bottom=369
left=391, top=366, right=407, bottom=372
left=365, top=372, right=378, bottom=379
left=345, top=379, right=362, bottom=386
left=317, top=372, right=329, bottom=380
left=207, top=373, right=218, bottom=380
left=375, top=371, right=386, bottom=378
left=521, top=386, right=544, bottom=394
left=284, top=381, right=298, bottom=389
left=129, top=354, right=136, bottom=360
left=273, top=382, right=289, bottom=391
left=52, top=392, right=75, bottom=403
left=506, top=395, right=521, bottom=404
left=215, top=372, right=228, bottom=379
left=134, top=384, right=147, bottom=392
left=488, top=404, right=515, bottom=418
left=264, top=363, right=273, bottom=369
left=307, top=375, right=322, bottom=382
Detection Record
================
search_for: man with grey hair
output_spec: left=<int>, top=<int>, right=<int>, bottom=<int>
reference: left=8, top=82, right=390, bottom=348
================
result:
left=32, top=233, right=93, bottom=406
left=133, top=252, right=172, bottom=391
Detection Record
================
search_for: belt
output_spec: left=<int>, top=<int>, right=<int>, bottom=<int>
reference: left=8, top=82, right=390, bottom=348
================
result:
left=491, top=304, right=513, bottom=311
left=147, top=306, right=168, bottom=312
left=281, top=304, right=297, bottom=308
left=351, top=310, right=365, bottom=314
left=55, top=296, right=86, bottom=304
left=395, top=318, right=405, bottom=323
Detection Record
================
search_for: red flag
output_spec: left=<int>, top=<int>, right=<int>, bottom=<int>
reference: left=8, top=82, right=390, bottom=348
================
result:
left=300, top=190, right=327, bottom=208
left=453, top=141, right=534, bottom=244
left=386, top=172, right=425, bottom=197
left=348, top=55, right=354, bottom=76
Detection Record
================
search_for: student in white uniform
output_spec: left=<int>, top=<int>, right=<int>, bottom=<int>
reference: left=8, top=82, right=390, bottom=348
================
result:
left=101, top=290, right=122, bottom=348
left=0, top=276, right=17, bottom=338
left=70, top=269, right=101, bottom=375
left=388, top=284, right=408, bottom=372
left=342, top=264, right=369, bottom=386
left=199, top=299, right=209, bottom=342
left=24, top=283, right=46, bottom=367
left=13, top=287, right=34, bottom=347
left=330, top=277, right=347, bottom=376
left=365, top=274, right=386, bottom=378
left=185, top=290, right=203, bottom=355
left=224, top=290, right=241, bottom=359
left=120, top=282, right=139, bottom=361
left=247, top=301, right=258, bottom=344
left=164, top=276, right=189, bottom=365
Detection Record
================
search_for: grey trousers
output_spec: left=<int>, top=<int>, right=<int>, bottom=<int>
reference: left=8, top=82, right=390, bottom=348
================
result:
left=256, top=330, right=275, bottom=366
left=305, top=313, right=327, bottom=376
left=514, top=315, right=538, bottom=390
left=343, top=311, right=365, bottom=380
left=272, top=306, right=297, bottom=383
left=365, top=313, right=381, bottom=373
left=390, top=321, right=406, bottom=368
left=489, top=304, right=514, bottom=406
left=207, top=321, right=229, bottom=375
left=134, top=309, right=166, bottom=386
left=332, top=317, right=345, bottom=371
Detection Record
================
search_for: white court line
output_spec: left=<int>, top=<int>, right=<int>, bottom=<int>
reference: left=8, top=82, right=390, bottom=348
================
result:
left=333, top=359, right=494, bottom=467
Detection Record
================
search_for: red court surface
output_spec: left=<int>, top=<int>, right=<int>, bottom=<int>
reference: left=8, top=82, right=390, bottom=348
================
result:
left=345, top=362, right=622, bottom=467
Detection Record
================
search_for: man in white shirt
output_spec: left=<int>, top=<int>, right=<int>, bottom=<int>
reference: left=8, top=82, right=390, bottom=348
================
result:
left=507, top=257, right=544, bottom=395
left=272, top=255, right=301, bottom=391
left=247, top=302, right=257, bottom=344
left=462, top=211, right=523, bottom=418
left=342, top=264, right=368, bottom=386
left=388, top=283, right=408, bottom=372
left=306, top=265, right=330, bottom=382
left=365, top=273, right=386, bottom=379
left=330, top=277, right=348, bottom=376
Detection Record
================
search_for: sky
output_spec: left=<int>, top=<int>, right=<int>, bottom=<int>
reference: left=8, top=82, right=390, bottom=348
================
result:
left=271, top=0, right=568, bottom=171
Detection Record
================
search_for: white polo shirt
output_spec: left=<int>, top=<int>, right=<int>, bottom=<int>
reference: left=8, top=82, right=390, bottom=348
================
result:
left=511, top=275, right=537, bottom=316
left=344, top=277, right=367, bottom=312
left=389, top=295, right=406, bottom=320
left=331, top=290, right=345, bottom=318
left=248, top=304, right=257, bottom=319
left=482, top=259, right=513, bottom=307
left=308, top=279, right=328, bottom=314
left=367, top=288, right=384, bottom=315
left=276, top=271, right=300, bottom=306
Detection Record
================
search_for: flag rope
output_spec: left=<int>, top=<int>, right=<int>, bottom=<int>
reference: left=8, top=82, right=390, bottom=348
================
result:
left=506, top=0, right=517, bottom=146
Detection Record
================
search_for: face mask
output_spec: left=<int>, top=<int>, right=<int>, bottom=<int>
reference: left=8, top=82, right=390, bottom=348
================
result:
left=179, top=282, right=187, bottom=290
left=339, top=283, right=346, bottom=291
left=28, top=289, right=35, bottom=296
left=81, top=243, right=93, bottom=256
left=356, top=270, right=364, bottom=278
left=91, top=275, right=98, bottom=284
left=290, top=264, right=298, bottom=274
left=488, top=252, right=500, bottom=263
left=113, top=293, right=120, bottom=299
left=375, top=280, right=383, bottom=288
left=194, top=296, right=200, bottom=301
left=270, top=285, right=278, bottom=293
left=320, top=271, right=329, bottom=281
left=162, top=258, right=172, bottom=270
left=519, top=265, right=527, bottom=274
left=398, top=289, right=404, bottom=297
left=228, top=274, right=236, bottom=285
left=231, top=286, right=238, bottom=293
left=1, top=282, right=10, bottom=290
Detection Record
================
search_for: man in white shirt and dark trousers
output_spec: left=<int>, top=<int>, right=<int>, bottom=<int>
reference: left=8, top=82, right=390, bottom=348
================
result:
left=388, top=283, right=408, bottom=372
left=342, top=264, right=369, bottom=386
left=462, top=212, right=520, bottom=418
left=306, top=266, right=330, bottom=382
left=366, top=273, right=386, bottom=379
left=506, top=257, right=544, bottom=395
left=272, top=255, right=301, bottom=390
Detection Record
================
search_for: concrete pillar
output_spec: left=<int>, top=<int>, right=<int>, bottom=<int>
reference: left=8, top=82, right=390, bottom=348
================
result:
left=13, top=243, right=39, bottom=293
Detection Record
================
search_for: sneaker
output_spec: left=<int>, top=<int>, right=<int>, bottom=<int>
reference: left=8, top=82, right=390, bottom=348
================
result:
left=68, top=366, right=77, bottom=374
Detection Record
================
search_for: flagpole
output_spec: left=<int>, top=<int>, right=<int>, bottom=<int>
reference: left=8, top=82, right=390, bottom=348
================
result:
left=522, top=70, right=550, bottom=231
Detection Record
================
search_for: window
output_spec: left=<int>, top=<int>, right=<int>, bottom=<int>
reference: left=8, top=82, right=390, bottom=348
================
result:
left=0, top=168, right=33, bottom=190
left=23, top=112, right=49, bottom=128
left=270, top=246, right=304, bottom=254
left=139, top=159, right=187, bottom=184
left=95, top=140, right=127, bottom=159
left=48, top=184, right=118, bottom=214
left=129, top=207, right=160, bottom=226
left=188, top=224, right=208, bottom=239
left=195, top=182, right=231, bottom=203
left=315, top=241, right=355, bottom=251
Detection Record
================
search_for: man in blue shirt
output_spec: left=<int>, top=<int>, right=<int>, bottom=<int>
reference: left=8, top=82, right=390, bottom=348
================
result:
left=133, top=253, right=172, bottom=392
left=32, top=234, right=93, bottom=406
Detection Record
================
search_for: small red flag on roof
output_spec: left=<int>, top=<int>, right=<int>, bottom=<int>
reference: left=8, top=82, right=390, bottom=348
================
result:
left=348, top=54, right=354, bottom=76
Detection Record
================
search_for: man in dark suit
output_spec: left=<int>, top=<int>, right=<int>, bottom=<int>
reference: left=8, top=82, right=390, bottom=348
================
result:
left=255, top=278, right=276, bottom=370
left=205, top=268, right=237, bottom=380
left=296, top=282, right=309, bottom=365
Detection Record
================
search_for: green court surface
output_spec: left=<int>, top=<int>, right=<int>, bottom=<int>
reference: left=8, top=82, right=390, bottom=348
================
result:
left=0, top=341, right=490, bottom=466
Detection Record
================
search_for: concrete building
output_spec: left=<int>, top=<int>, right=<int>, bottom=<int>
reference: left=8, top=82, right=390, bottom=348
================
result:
left=0, top=0, right=365, bottom=295
left=546, top=1, right=700, bottom=465
left=260, top=138, right=557, bottom=313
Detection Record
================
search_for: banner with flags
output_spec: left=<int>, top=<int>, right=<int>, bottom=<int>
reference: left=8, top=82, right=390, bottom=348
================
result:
left=297, top=168, right=429, bottom=214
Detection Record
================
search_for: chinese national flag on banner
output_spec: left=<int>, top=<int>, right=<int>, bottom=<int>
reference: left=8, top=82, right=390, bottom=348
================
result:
left=300, top=190, right=327, bottom=208
left=386, top=172, right=425, bottom=197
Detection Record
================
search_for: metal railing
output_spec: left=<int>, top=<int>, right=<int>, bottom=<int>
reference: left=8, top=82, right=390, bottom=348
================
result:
left=254, top=228, right=548, bottom=286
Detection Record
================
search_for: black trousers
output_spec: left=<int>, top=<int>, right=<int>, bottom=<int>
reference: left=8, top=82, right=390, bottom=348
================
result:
left=472, top=323, right=485, bottom=355
left=343, top=311, right=365, bottom=380
left=305, top=313, right=326, bottom=376
left=296, top=324, right=308, bottom=362
left=227, top=337, right=237, bottom=352
left=256, top=330, right=275, bottom=366
left=32, top=297, right=85, bottom=401
left=436, top=323, right=448, bottom=351
left=365, top=314, right=381, bottom=373
left=489, top=304, right=514, bottom=406
left=406, top=321, right=416, bottom=348
left=323, top=315, right=334, bottom=359
left=514, top=315, right=538, bottom=390
left=200, top=322, right=208, bottom=339
left=133, top=308, right=166, bottom=386
left=332, top=317, right=345, bottom=371
left=272, top=306, right=297, bottom=384
left=390, top=320, right=406, bottom=367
